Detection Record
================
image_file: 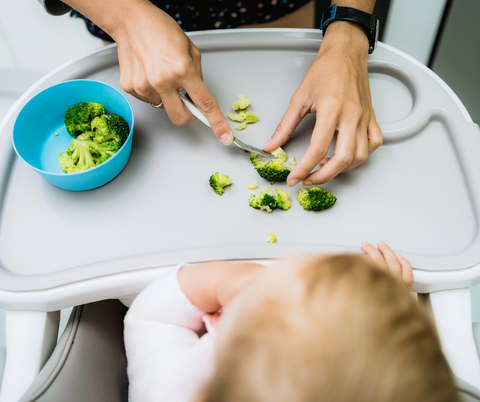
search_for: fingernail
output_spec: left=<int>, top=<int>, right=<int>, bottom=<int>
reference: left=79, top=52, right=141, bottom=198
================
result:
left=264, top=139, right=272, bottom=149
left=303, top=180, right=312, bottom=186
left=288, top=179, right=299, bottom=187
left=398, top=254, right=404, bottom=259
left=220, top=133, right=232, bottom=145
left=378, top=241, right=385, bottom=247
left=362, top=241, right=369, bottom=247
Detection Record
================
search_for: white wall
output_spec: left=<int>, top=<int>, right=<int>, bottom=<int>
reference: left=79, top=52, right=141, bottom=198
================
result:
left=382, top=0, right=448, bottom=65
left=0, top=0, right=102, bottom=95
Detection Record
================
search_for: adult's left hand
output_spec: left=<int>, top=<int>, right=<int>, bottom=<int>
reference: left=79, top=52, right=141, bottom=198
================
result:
left=263, top=21, right=383, bottom=186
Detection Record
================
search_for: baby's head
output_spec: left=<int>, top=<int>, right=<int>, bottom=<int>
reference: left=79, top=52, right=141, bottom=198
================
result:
left=198, top=254, right=458, bottom=402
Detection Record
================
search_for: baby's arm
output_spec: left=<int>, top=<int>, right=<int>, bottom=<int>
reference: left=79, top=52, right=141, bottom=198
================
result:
left=124, top=262, right=264, bottom=402
left=361, top=241, right=414, bottom=289
left=178, top=261, right=265, bottom=313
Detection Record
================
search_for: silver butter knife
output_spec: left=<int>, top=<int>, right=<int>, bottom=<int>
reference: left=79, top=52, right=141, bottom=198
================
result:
left=179, top=92, right=276, bottom=159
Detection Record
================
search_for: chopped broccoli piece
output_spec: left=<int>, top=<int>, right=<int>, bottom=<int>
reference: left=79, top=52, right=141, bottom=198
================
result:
left=250, top=149, right=291, bottom=183
left=288, top=156, right=296, bottom=166
left=249, top=187, right=277, bottom=213
left=271, top=147, right=287, bottom=162
left=245, top=112, right=259, bottom=123
left=228, top=98, right=258, bottom=130
left=275, top=189, right=291, bottom=210
left=64, top=102, right=106, bottom=136
left=266, top=233, right=277, bottom=243
left=233, top=94, right=251, bottom=110
left=209, top=173, right=233, bottom=195
left=91, top=113, right=129, bottom=146
left=53, top=132, right=59, bottom=137
left=297, top=187, right=337, bottom=211
left=228, top=112, right=245, bottom=123
left=248, top=182, right=260, bottom=190
left=236, top=122, right=247, bottom=131
left=59, top=138, right=118, bottom=173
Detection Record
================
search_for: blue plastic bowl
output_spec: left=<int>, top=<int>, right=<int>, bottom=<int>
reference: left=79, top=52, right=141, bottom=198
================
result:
left=12, top=80, right=134, bottom=191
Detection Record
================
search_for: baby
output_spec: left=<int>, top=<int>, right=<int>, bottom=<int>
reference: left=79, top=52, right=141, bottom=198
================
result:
left=124, top=242, right=459, bottom=402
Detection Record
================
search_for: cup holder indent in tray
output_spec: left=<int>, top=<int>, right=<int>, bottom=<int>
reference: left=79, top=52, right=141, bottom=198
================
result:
left=369, top=72, right=413, bottom=124
left=368, top=61, right=419, bottom=125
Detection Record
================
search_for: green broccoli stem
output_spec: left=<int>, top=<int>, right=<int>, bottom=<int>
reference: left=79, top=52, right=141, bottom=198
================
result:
left=71, top=140, right=95, bottom=168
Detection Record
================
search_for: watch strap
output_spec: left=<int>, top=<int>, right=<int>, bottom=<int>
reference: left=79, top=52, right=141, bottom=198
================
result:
left=320, top=4, right=378, bottom=54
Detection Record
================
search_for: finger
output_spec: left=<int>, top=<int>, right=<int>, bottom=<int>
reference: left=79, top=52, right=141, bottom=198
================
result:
left=341, top=125, right=369, bottom=173
left=131, top=58, right=163, bottom=106
left=301, top=122, right=357, bottom=185
left=161, top=90, right=197, bottom=126
left=149, top=99, right=165, bottom=109
left=398, top=255, right=414, bottom=289
left=361, top=241, right=388, bottom=270
left=263, top=98, right=306, bottom=152
left=367, top=114, right=383, bottom=154
left=286, top=113, right=337, bottom=186
left=118, top=46, right=152, bottom=104
left=319, top=157, right=331, bottom=166
left=184, top=77, right=233, bottom=145
left=131, top=58, right=161, bottom=105
left=377, top=241, right=402, bottom=282
left=189, top=42, right=203, bottom=82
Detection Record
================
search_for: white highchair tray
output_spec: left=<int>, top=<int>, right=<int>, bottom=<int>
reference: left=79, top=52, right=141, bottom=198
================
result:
left=0, top=29, right=479, bottom=294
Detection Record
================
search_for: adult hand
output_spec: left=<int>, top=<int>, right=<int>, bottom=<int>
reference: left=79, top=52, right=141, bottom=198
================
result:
left=113, top=2, right=233, bottom=144
left=361, top=241, right=414, bottom=289
left=63, top=0, right=234, bottom=145
left=263, top=21, right=382, bottom=186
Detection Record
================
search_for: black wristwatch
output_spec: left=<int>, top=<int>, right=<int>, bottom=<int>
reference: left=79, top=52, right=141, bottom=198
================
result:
left=320, top=4, right=379, bottom=54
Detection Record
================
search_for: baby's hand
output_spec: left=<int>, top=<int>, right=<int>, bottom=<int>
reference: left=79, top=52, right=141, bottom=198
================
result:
left=361, top=241, right=414, bottom=290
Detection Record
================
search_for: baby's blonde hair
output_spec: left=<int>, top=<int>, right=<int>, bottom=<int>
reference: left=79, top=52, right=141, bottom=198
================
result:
left=199, top=254, right=459, bottom=402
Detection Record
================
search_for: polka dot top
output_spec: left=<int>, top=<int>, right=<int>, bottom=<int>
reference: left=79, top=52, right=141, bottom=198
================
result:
left=71, top=0, right=311, bottom=41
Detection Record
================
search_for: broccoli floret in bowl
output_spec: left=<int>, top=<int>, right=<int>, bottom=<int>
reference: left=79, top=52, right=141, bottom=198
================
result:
left=91, top=113, right=130, bottom=146
left=250, top=147, right=291, bottom=183
left=297, top=187, right=337, bottom=211
left=64, top=102, right=106, bottom=136
left=59, top=138, right=119, bottom=173
left=209, top=173, right=233, bottom=195
left=59, top=106, right=129, bottom=174
left=12, top=80, right=134, bottom=191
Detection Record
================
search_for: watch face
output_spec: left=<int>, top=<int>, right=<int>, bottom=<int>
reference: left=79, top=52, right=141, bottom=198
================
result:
left=320, top=4, right=337, bottom=31
left=369, top=18, right=379, bottom=53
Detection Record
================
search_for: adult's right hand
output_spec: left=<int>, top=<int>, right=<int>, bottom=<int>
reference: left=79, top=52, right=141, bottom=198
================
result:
left=64, top=0, right=233, bottom=145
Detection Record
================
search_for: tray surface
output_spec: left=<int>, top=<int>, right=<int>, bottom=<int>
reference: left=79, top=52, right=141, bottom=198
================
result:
left=0, top=29, right=479, bottom=292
